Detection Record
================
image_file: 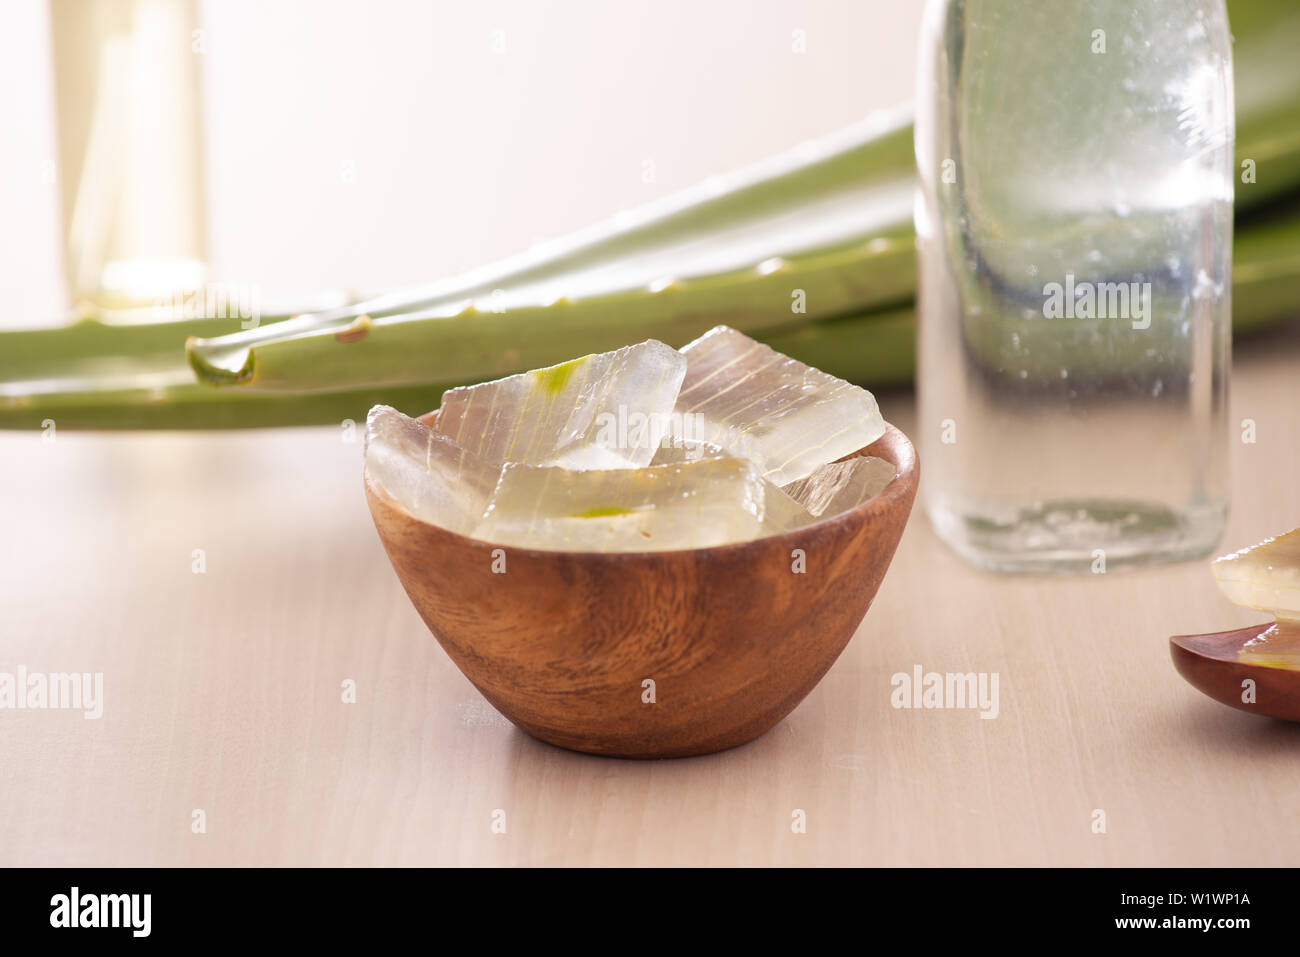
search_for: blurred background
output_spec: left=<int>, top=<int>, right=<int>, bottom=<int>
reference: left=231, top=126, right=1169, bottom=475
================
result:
left=0, top=0, right=923, bottom=328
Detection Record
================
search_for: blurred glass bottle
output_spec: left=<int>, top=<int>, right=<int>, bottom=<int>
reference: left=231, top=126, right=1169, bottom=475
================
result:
left=915, top=0, right=1234, bottom=572
left=50, top=0, right=207, bottom=312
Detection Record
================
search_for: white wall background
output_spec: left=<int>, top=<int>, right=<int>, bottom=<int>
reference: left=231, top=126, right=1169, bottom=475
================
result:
left=0, top=0, right=925, bottom=328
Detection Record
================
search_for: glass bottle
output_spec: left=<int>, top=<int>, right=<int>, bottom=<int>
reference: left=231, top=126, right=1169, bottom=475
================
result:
left=49, top=0, right=208, bottom=312
left=915, top=0, right=1234, bottom=572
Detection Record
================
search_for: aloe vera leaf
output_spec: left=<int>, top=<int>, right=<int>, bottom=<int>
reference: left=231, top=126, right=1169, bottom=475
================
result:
left=759, top=306, right=918, bottom=389
left=3, top=217, right=1295, bottom=432
left=1233, top=198, right=1300, bottom=332
left=0, top=285, right=361, bottom=379
left=1229, top=0, right=1300, bottom=205
left=0, top=304, right=908, bottom=429
left=15, top=0, right=1300, bottom=393
left=0, top=313, right=288, bottom=382
left=0, top=366, right=450, bottom=430
left=187, top=0, right=1300, bottom=367
left=202, top=109, right=915, bottom=354
left=192, top=0, right=1300, bottom=354
left=13, top=0, right=1300, bottom=332
left=719, top=202, right=1300, bottom=388
left=17, top=44, right=1289, bottom=385
left=743, top=204, right=1300, bottom=389
left=187, top=234, right=917, bottom=391
left=6, top=0, right=1300, bottom=425
left=7, top=170, right=1300, bottom=429
left=187, top=171, right=1300, bottom=399
left=198, top=186, right=1300, bottom=401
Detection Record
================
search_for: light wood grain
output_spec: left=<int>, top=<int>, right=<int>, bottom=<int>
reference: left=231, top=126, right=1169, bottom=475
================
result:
left=2, top=327, right=1298, bottom=866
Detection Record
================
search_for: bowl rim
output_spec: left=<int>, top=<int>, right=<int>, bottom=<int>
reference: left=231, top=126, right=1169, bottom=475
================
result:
left=364, top=412, right=918, bottom=560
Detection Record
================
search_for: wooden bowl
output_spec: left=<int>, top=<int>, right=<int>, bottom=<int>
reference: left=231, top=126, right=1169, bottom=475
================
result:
left=365, top=414, right=919, bottom=758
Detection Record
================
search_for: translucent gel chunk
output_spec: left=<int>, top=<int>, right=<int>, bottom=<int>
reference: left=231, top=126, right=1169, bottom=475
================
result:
left=781, top=456, right=896, bottom=519
left=1212, top=528, right=1300, bottom=623
left=672, top=325, right=885, bottom=485
left=474, top=456, right=801, bottom=552
left=648, top=437, right=726, bottom=466
left=433, top=339, right=686, bottom=469
left=646, top=436, right=814, bottom=532
left=364, top=405, right=499, bottom=534
left=1238, top=623, right=1300, bottom=671
left=761, top=483, right=818, bottom=532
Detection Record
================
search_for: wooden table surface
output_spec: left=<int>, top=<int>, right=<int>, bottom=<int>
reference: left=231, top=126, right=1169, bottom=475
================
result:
left=3, top=325, right=1299, bottom=867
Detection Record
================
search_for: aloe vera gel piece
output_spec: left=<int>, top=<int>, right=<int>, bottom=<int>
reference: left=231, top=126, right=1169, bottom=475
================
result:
left=1213, top=529, right=1300, bottom=670
left=782, top=456, right=897, bottom=519
left=364, top=405, right=499, bottom=535
left=1214, top=528, right=1300, bottom=621
left=648, top=437, right=727, bottom=466
left=672, top=326, right=885, bottom=486
left=433, top=339, right=686, bottom=470
left=365, top=325, right=891, bottom=551
left=475, top=457, right=804, bottom=552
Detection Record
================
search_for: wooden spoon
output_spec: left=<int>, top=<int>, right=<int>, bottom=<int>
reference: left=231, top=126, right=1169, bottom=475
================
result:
left=1170, top=624, right=1300, bottom=722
